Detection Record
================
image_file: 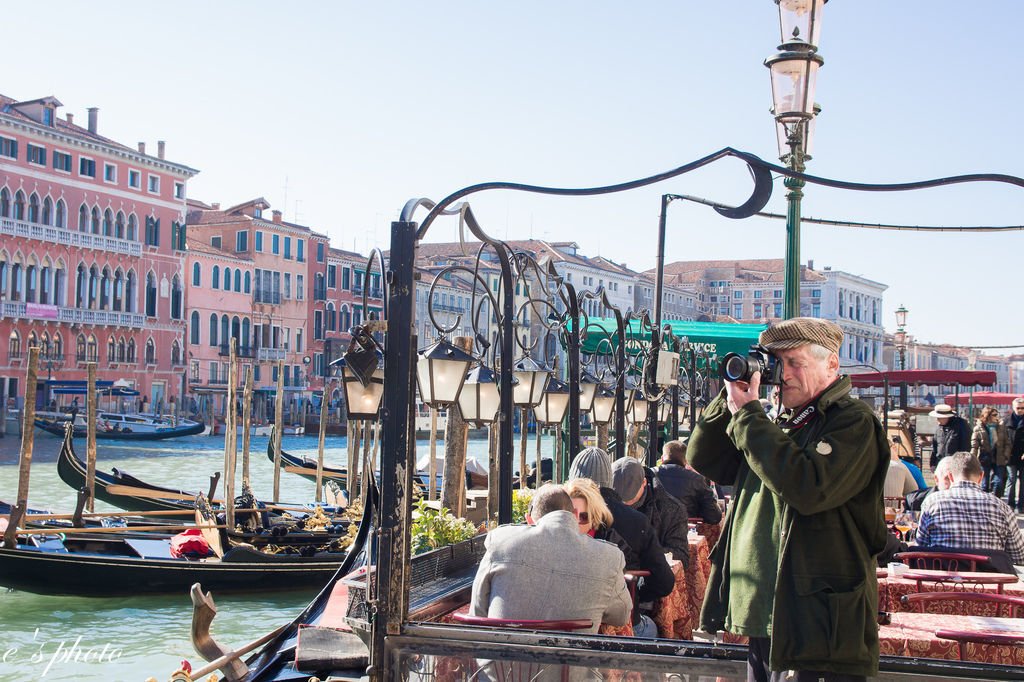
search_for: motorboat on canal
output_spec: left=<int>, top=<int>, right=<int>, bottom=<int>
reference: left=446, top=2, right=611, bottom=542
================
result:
left=35, top=410, right=205, bottom=440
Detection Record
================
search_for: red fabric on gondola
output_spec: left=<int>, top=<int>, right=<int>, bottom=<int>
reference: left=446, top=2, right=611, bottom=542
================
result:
left=848, top=370, right=996, bottom=389
left=169, top=528, right=213, bottom=558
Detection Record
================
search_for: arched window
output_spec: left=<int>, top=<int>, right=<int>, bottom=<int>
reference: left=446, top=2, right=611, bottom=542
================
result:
left=39, top=263, right=50, bottom=304
left=127, top=214, right=138, bottom=241
left=53, top=264, right=66, bottom=306
left=126, top=338, right=136, bottom=363
left=241, top=318, right=251, bottom=350
left=78, top=204, right=89, bottom=232
left=90, top=206, right=100, bottom=234
left=25, top=263, right=37, bottom=303
left=9, top=262, right=22, bottom=301
left=190, top=311, right=200, bottom=345
left=231, top=316, right=241, bottom=345
left=115, top=211, right=125, bottom=239
left=145, top=272, right=157, bottom=317
left=340, top=305, right=351, bottom=333
left=170, top=275, right=182, bottom=320
left=233, top=269, right=241, bottom=292
left=327, top=302, right=336, bottom=331
left=107, top=336, right=116, bottom=362
left=192, top=262, right=201, bottom=287
left=103, top=209, right=113, bottom=236
left=55, top=199, right=66, bottom=228
left=28, top=193, right=40, bottom=223
left=100, top=267, right=111, bottom=309
left=26, top=331, right=37, bottom=356
left=42, top=197, right=52, bottom=225
left=13, top=191, right=25, bottom=220
left=53, top=333, right=63, bottom=360
left=88, top=265, right=99, bottom=309
left=75, top=264, right=86, bottom=307
left=243, top=271, right=251, bottom=294
left=76, top=334, right=86, bottom=362
left=220, top=315, right=229, bottom=348
left=39, top=331, right=50, bottom=357
left=86, top=334, right=98, bottom=362
left=117, top=337, right=126, bottom=362
left=223, top=268, right=231, bottom=292
left=211, top=265, right=220, bottom=290
left=113, top=270, right=123, bottom=311
left=209, top=313, right=218, bottom=346
left=0, top=188, right=9, bottom=218
left=125, top=271, right=136, bottom=312
left=145, top=338, right=156, bottom=364
left=9, top=330, right=21, bottom=359
left=171, top=340, right=181, bottom=366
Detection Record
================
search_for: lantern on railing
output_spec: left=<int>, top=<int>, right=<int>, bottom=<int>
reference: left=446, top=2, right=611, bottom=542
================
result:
left=627, top=386, right=649, bottom=424
left=416, top=338, right=475, bottom=408
left=512, top=356, right=550, bottom=407
left=578, top=369, right=600, bottom=413
left=533, top=376, right=570, bottom=424
left=458, top=364, right=501, bottom=425
left=591, top=386, right=616, bottom=425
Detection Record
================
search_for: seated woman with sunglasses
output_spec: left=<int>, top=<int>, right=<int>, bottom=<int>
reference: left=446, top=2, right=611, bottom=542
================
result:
left=564, top=477, right=614, bottom=536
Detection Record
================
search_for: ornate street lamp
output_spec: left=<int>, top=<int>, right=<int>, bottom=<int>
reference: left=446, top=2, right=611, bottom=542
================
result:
left=591, top=385, right=616, bottom=425
left=578, top=369, right=600, bottom=413
left=533, top=376, right=570, bottom=425
left=457, top=363, right=500, bottom=425
left=627, top=386, right=649, bottom=424
left=895, top=304, right=908, bottom=330
left=657, top=398, right=673, bottom=425
left=766, top=0, right=826, bottom=319
left=415, top=338, right=474, bottom=408
left=512, top=355, right=550, bottom=407
left=334, top=353, right=384, bottom=421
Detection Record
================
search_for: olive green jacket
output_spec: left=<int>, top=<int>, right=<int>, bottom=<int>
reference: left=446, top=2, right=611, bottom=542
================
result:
left=688, top=376, right=889, bottom=677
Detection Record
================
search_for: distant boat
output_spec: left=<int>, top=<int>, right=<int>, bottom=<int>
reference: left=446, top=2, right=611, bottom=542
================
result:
left=35, top=411, right=204, bottom=440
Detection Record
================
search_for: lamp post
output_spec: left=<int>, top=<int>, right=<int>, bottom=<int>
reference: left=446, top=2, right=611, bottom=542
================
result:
left=894, top=304, right=909, bottom=410
left=766, top=0, right=826, bottom=319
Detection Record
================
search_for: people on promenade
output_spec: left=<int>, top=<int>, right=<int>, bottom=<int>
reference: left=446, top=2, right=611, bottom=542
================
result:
left=1002, top=398, right=1024, bottom=512
left=654, top=440, right=723, bottom=525
left=688, top=317, right=889, bottom=682
left=929, top=404, right=970, bottom=470
left=915, top=452, right=1024, bottom=568
left=612, top=456, right=690, bottom=567
left=470, top=484, right=631, bottom=634
left=971, top=406, right=1008, bottom=495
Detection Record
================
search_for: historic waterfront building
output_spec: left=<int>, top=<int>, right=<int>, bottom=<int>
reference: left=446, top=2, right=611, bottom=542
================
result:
left=0, top=94, right=197, bottom=411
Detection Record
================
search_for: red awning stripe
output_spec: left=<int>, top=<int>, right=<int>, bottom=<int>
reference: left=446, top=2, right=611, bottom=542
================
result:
left=848, top=369, right=997, bottom=389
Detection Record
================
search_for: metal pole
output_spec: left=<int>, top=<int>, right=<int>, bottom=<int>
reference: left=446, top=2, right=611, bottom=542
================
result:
left=241, top=365, right=254, bottom=489
left=614, top=314, right=626, bottom=460
left=562, top=282, right=582, bottom=456
left=783, top=132, right=806, bottom=319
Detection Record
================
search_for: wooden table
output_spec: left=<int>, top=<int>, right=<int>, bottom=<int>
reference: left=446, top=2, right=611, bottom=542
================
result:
left=879, top=568, right=1024, bottom=614
left=879, top=612, right=1024, bottom=663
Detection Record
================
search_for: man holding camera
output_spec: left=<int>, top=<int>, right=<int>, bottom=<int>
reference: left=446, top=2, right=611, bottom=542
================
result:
left=688, top=318, right=889, bottom=682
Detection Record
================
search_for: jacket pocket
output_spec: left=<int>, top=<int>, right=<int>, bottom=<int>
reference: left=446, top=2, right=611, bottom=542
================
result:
left=827, top=585, right=869, bottom=662
left=791, top=576, right=867, bottom=663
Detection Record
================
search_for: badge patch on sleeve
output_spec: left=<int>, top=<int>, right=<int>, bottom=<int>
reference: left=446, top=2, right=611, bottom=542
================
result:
left=815, top=440, right=833, bottom=455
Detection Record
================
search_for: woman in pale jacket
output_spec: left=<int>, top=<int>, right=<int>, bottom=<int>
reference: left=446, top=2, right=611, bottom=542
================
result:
left=972, top=406, right=1010, bottom=495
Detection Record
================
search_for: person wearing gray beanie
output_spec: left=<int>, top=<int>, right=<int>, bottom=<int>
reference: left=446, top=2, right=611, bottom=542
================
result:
left=568, top=447, right=613, bottom=489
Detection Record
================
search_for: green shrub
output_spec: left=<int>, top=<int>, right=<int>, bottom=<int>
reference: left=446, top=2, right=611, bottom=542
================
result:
left=410, top=499, right=479, bottom=555
left=512, top=488, right=534, bottom=525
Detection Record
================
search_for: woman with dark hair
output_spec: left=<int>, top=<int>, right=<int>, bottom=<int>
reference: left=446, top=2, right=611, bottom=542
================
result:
left=972, top=406, right=1009, bottom=494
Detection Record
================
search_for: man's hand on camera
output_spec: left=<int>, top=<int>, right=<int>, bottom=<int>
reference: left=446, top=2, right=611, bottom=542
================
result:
left=725, top=371, right=761, bottom=415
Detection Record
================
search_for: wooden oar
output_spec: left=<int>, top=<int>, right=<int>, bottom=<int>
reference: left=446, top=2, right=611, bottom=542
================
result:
left=22, top=508, right=281, bottom=522
left=104, top=484, right=224, bottom=503
left=16, top=524, right=226, bottom=535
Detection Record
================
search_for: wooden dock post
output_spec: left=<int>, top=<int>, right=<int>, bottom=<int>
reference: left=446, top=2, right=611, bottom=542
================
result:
left=86, top=362, right=98, bottom=512
left=3, top=347, right=39, bottom=548
left=271, top=359, right=285, bottom=502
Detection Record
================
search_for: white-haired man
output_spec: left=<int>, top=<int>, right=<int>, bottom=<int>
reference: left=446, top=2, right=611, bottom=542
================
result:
left=688, top=318, right=889, bottom=682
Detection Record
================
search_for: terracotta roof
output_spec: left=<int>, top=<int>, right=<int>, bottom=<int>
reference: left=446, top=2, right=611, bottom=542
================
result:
left=185, top=239, right=252, bottom=262
left=328, top=246, right=368, bottom=260
left=0, top=94, right=136, bottom=152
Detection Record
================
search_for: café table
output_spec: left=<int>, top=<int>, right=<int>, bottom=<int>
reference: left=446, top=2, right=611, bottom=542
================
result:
left=879, top=611, right=1024, bottom=663
left=879, top=568, right=1024, bottom=615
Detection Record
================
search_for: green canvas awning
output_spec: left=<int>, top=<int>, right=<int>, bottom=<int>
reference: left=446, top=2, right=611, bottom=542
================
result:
left=576, top=318, right=768, bottom=360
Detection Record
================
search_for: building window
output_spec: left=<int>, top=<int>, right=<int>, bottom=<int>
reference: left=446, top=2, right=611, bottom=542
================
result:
left=147, top=175, right=160, bottom=194
left=211, top=235, right=221, bottom=249
left=774, top=303, right=782, bottom=317
left=190, top=311, right=200, bottom=344
left=0, top=136, right=16, bottom=159
left=327, top=265, right=337, bottom=288
left=128, top=169, right=141, bottom=188
left=317, top=243, right=325, bottom=262
left=174, top=182, right=184, bottom=199
left=342, top=267, right=350, bottom=290
left=236, top=230, right=249, bottom=252
left=733, top=303, right=743, bottom=318
left=811, top=289, right=821, bottom=298
left=27, top=144, right=46, bottom=165
left=79, top=157, right=96, bottom=177
left=211, top=265, right=219, bottom=289
left=103, top=163, right=117, bottom=183
left=296, top=274, right=304, bottom=301
left=297, top=239, right=305, bottom=262
left=272, top=234, right=280, bottom=255
left=255, top=231, right=263, bottom=252
left=244, top=271, right=251, bottom=293
left=284, top=273, right=292, bottom=299
left=733, top=291, right=743, bottom=299
left=284, top=237, right=292, bottom=259
left=53, top=150, right=72, bottom=172
left=753, top=290, right=763, bottom=299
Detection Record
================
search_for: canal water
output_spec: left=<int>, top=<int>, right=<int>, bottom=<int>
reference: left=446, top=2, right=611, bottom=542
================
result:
left=0, top=428, right=548, bottom=680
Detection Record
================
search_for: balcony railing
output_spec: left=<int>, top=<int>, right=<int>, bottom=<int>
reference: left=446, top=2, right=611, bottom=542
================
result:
left=1, top=216, right=142, bottom=257
left=313, top=286, right=327, bottom=301
left=218, top=344, right=255, bottom=358
left=258, top=348, right=286, bottom=362
left=1, top=301, right=146, bottom=328
left=253, top=290, right=281, bottom=305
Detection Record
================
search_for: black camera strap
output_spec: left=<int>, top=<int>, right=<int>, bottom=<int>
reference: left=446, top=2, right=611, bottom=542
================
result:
left=776, top=402, right=818, bottom=432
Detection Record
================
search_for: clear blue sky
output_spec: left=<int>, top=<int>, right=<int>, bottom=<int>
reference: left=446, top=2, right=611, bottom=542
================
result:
left=7, top=1, right=1023, bottom=349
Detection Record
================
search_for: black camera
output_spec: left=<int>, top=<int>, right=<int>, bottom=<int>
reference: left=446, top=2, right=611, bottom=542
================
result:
left=718, top=344, right=783, bottom=385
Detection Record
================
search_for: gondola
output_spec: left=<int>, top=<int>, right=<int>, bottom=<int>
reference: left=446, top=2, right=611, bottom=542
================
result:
left=0, top=528, right=352, bottom=597
left=35, top=411, right=205, bottom=440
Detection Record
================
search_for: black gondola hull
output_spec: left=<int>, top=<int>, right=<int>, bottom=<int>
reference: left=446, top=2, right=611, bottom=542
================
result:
left=36, top=418, right=205, bottom=440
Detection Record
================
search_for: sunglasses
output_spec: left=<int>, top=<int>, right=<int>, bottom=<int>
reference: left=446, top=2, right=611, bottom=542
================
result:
left=576, top=510, right=590, bottom=525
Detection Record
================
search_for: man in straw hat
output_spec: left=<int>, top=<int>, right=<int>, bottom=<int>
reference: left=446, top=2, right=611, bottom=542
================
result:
left=687, top=317, right=889, bottom=681
left=928, top=403, right=971, bottom=471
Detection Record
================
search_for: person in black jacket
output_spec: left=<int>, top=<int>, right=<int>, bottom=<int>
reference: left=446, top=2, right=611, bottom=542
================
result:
left=567, top=447, right=675, bottom=604
left=929, top=404, right=971, bottom=470
left=654, top=440, right=723, bottom=525
left=612, top=456, right=691, bottom=569
left=1003, top=398, right=1024, bottom=513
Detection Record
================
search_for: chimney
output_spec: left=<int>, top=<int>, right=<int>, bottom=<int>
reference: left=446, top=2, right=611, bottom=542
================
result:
left=87, top=107, right=98, bottom=134
left=807, top=259, right=814, bottom=270
left=272, top=210, right=282, bottom=224
left=157, top=141, right=165, bottom=159
left=211, top=203, right=220, bottom=210
left=138, top=142, right=146, bottom=155
left=66, top=113, right=74, bottom=126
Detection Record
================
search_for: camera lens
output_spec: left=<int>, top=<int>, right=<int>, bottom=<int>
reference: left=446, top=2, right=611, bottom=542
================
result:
left=722, top=355, right=748, bottom=382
